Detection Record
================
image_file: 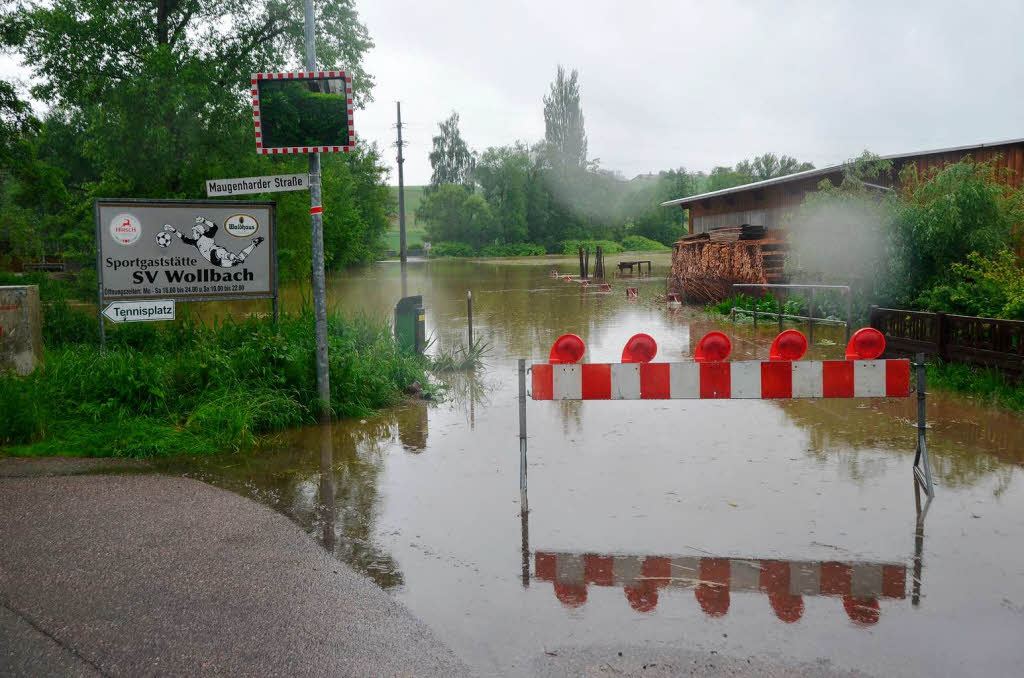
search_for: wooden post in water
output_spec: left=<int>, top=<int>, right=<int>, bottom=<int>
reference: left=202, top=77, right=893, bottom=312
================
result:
left=467, top=290, right=473, bottom=347
left=578, top=247, right=585, bottom=279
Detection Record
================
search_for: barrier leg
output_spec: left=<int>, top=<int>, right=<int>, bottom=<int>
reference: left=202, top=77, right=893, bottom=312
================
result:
left=913, top=353, right=935, bottom=499
left=518, top=358, right=530, bottom=585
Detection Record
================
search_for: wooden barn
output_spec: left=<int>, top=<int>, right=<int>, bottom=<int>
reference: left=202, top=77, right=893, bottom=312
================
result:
left=662, top=137, right=1024, bottom=302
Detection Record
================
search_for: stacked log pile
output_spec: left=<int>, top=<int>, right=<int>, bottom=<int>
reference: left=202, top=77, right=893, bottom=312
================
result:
left=668, top=226, right=789, bottom=303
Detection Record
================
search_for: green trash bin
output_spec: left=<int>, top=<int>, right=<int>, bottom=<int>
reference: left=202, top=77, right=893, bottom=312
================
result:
left=394, top=295, right=425, bottom=354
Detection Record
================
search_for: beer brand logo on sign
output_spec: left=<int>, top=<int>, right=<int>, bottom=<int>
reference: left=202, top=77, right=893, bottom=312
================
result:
left=224, top=213, right=259, bottom=237
left=110, top=213, right=142, bottom=246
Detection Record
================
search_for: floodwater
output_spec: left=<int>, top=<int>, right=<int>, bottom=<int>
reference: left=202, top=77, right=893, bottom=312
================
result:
left=161, top=256, right=1024, bottom=677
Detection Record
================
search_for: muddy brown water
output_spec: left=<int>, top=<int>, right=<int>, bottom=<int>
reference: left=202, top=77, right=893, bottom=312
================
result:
left=159, top=257, right=1024, bottom=677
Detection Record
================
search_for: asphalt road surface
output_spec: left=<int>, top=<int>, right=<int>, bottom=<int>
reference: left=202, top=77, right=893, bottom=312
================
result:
left=0, top=473, right=470, bottom=677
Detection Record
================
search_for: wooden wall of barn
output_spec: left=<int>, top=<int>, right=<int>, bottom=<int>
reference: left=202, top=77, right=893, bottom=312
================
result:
left=683, top=141, right=1024, bottom=234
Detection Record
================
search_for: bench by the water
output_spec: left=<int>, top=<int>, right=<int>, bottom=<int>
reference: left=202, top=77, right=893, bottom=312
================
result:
left=618, top=260, right=651, bottom=275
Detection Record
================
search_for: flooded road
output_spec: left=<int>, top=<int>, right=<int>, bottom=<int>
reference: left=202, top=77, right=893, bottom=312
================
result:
left=162, top=257, right=1024, bottom=676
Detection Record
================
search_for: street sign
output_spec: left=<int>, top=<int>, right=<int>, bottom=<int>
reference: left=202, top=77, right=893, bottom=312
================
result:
left=102, top=299, right=175, bottom=323
left=206, top=174, right=309, bottom=197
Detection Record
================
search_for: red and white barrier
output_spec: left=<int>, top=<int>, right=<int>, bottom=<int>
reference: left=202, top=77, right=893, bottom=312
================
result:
left=533, top=328, right=910, bottom=400
left=535, top=551, right=905, bottom=624
left=532, top=359, right=909, bottom=400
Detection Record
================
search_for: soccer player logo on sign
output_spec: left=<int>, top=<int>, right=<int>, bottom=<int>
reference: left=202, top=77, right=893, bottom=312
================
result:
left=160, top=216, right=264, bottom=268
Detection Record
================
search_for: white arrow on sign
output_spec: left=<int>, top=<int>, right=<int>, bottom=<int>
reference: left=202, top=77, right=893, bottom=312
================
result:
left=206, top=173, right=310, bottom=197
left=102, top=300, right=176, bottom=324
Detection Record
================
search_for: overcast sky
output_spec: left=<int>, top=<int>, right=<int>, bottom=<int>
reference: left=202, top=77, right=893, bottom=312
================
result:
left=356, top=0, right=1024, bottom=186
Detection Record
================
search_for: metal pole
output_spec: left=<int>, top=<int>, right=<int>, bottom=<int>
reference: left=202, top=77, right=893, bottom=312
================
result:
left=467, top=290, right=473, bottom=347
left=914, top=353, right=935, bottom=498
left=808, top=288, right=815, bottom=345
left=94, top=201, right=106, bottom=351
left=518, top=359, right=528, bottom=514
left=396, top=101, right=407, bottom=263
left=304, top=0, right=331, bottom=422
left=845, top=287, right=853, bottom=343
left=777, top=290, right=785, bottom=331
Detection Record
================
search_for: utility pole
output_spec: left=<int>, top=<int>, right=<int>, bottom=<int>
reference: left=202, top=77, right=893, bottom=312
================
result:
left=304, top=0, right=331, bottom=423
left=396, top=101, right=407, bottom=263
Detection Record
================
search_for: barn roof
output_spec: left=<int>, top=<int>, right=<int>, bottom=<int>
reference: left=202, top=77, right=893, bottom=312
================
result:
left=660, top=136, right=1024, bottom=208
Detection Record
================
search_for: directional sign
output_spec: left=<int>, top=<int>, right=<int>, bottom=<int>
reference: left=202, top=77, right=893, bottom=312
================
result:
left=102, top=300, right=175, bottom=324
left=205, top=174, right=309, bottom=197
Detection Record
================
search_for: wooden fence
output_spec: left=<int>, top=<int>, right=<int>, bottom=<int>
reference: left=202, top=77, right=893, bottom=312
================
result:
left=869, top=306, right=1024, bottom=375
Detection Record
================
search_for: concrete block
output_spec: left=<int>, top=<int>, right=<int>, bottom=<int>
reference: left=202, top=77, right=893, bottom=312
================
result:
left=0, top=285, right=44, bottom=375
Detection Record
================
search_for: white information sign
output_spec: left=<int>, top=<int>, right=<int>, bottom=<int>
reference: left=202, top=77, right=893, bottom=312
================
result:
left=102, top=299, right=176, bottom=323
left=206, top=174, right=309, bottom=197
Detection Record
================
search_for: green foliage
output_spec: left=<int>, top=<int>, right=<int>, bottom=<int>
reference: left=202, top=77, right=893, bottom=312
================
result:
left=916, top=251, right=1024, bottom=319
left=479, top=243, right=546, bottom=257
left=417, top=184, right=498, bottom=249
left=736, top=153, right=815, bottom=181
left=927, top=361, right=1024, bottom=412
left=475, top=145, right=530, bottom=244
left=558, top=239, right=623, bottom=255
left=429, top=241, right=477, bottom=258
left=0, top=0, right=385, bottom=280
left=890, top=158, right=1022, bottom=301
left=0, top=311, right=428, bottom=457
left=428, top=112, right=476, bottom=190
left=430, top=338, right=491, bottom=373
left=621, top=235, right=670, bottom=252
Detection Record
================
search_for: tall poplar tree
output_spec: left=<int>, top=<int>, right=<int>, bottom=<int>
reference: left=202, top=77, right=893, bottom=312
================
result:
left=542, top=65, right=588, bottom=172
left=427, top=111, right=476, bottom=190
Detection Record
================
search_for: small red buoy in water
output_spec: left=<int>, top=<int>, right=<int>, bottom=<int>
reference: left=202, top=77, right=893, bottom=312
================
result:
left=600, top=284, right=612, bottom=293
left=626, top=287, right=638, bottom=299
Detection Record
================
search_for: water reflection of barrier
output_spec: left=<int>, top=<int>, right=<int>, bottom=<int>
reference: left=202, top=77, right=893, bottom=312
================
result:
left=534, top=551, right=907, bottom=624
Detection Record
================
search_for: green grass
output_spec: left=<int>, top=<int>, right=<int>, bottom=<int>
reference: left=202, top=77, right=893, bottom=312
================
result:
left=382, top=227, right=425, bottom=252
left=0, top=308, right=430, bottom=458
left=927, top=361, right=1024, bottom=411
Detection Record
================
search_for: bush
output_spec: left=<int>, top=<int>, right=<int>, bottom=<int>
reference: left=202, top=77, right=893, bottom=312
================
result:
left=915, top=250, right=1024, bottom=320
left=558, top=239, right=624, bottom=255
left=479, top=243, right=546, bottom=257
left=0, top=311, right=429, bottom=458
left=429, top=241, right=476, bottom=257
left=621, top=235, right=670, bottom=252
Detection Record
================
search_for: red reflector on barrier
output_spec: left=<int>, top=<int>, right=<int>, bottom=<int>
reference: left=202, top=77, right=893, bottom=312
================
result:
left=549, top=334, right=585, bottom=364
left=770, top=330, right=808, bottom=361
left=846, top=327, right=886, bottom=360
left=622, top=333, right=658, bottom=363
left=695, top=331, right=732, bottom=362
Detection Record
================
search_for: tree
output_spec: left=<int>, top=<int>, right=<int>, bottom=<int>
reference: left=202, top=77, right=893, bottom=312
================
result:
left=737, top=153, right=815, bottom=180
left=475, top=145, right=529, bottom=244
left=428, top=112, right=475, bottom=190
left=0, top=0, right=387, bottom=279
left=416, top=184, right=498, bottom=250
left=542, top=65, right=587, bottom=172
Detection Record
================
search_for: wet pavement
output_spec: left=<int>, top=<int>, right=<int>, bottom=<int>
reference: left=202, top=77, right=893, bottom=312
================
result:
left=161, top=257, right=1024, bottom=676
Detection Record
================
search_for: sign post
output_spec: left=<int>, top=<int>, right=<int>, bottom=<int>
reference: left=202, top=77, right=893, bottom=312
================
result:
left=94, top=199, right=278, bottom=349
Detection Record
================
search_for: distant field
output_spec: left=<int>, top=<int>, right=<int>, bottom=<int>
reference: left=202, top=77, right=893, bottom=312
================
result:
left=384, top=185, right=428, bottom=251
